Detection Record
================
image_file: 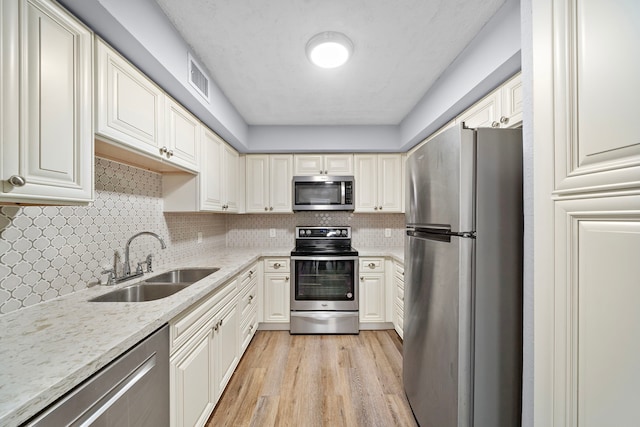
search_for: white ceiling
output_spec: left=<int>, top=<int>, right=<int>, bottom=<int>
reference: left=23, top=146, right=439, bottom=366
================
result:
left=154, top=0, right=505, bottom=126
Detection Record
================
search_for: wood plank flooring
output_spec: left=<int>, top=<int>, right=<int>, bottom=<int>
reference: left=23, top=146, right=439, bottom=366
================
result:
left=206, top=330, right=418, bottom=427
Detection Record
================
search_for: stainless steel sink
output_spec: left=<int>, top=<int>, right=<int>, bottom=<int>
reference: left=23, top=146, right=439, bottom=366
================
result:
left=144, top=268, right=219, bottom=284
left=89, top=267, right=219, bottom=302
left=89, top=283, right=191, bottom=302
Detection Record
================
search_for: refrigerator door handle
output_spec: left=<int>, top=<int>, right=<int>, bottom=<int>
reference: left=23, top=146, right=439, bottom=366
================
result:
left=407, top=228, right=453, bottom=242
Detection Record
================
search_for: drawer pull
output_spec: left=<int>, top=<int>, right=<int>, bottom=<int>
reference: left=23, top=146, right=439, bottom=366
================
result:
left=285, top=276, right=289, bottom=281
left=360, top=276, right=365, bottom=281
left=273, top=263, right=281, bottom=269
left=248, top=295, right=254, bottom=302
left=368, top=263, right=376, bottom=269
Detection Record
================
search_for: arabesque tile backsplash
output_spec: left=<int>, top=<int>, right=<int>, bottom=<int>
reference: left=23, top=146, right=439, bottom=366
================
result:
left=0, top=158, right=404, bottom=315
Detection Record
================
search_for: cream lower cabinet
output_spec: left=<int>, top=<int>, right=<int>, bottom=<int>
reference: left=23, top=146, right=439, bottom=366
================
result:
left=245, top=155, right=293, bottom=213
left=358, top=258, right=386, bottom=323
left=169, top=279, right=239, bottom=427
left=262, top=258, right=290, bottom=323
left=354, top=154, right=403, bottom=213
left=392, top=261, right=405, bottom=339
left=1, top=0, right=93, bottom=205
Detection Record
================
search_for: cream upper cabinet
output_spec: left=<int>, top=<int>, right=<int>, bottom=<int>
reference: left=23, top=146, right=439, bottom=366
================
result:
left=165, top=98, right=200, bottom=172
left=0, top=0, right=93, bottom=205
left=293, top=154, right=353, bottom=175
left=163, top=127, right=241, bottom=213
left=549, top=2, right=639, bottom=195
left=246, top=154, right=293, bottom=213
left=354, top=154, right=403, bottom=213
left=95, top=38, right=199, bottom=173
left=456, top=72, right=522, bottom=129
left=95, top=38, right=164, bottom=157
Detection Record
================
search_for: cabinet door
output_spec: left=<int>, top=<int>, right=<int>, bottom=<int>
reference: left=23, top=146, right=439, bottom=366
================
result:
left=245, top=155, right=270, bottom=213
left=1, top=0, right=93, bottom=204
left=359, top=273, right=386, bottom=322
left=354, top=154, right=378, bottom=212
left=171, top=331, right=214, bottom=427
left=456, top=91, right=501, bottom=129
left=264, top=273, right=290, bottom=322
left=553, top=199, right=640, bottom=426
left=200, top=128, right=224, bottom=211
left=501, top=73, right=523, bottom=128
left=377, top=154, right=403, bottom=212
left=552, top=0, right=640, bottom=194
left=95, top=39, right=164, bottom=155
left=269, top=154, right=293, bottom=213
left=213, top=303, right=239, bottom=400
left=223, top=144, right=239, bottom=212
left=165, top=99, right=200, bottom=172
left=293, top=155, right=324, bottom=175
left=324, top=154, right=354, bottom=175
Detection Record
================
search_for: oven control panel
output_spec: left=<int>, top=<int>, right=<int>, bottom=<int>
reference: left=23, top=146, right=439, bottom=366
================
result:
left=296, top=226, right=351, bottom=239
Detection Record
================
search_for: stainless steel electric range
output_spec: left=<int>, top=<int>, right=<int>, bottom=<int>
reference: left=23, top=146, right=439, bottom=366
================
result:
left=290, top=226, right=359, bottom=334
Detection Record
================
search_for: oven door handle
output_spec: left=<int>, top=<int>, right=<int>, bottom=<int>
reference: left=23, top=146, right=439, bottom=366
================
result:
left=291, top=256, right=359, bottom=262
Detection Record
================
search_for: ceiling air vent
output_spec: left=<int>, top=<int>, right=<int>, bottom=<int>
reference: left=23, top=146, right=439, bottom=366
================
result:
left=188, top=53, right=210, bottom=102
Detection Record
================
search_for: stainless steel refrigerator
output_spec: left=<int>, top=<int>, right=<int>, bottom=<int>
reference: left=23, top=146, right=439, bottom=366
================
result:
left=403, top=125, right=523, bottom=427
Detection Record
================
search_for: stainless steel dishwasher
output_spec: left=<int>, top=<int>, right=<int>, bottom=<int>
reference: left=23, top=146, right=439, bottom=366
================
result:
left=25, top=325, right=169, bottom=426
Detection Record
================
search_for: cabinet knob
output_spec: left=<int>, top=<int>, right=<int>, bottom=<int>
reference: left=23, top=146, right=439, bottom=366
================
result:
left=249, top=270, right=254, bottom=276
left=374, top=206, right=378, bottom=211
left=378, top=206, right=383, bottom=211
left=7, top=175, right=26, bottom=187
left=248, top=294, right=254, bottom=302
left=500, top=116, right=509, bottom=124
left=269, top=207, right=273, bottom=211
left=274, top=263, right=281, bottom=269
left=319, top=170, right=323, bottom=174
left=167, top=150, right=174, bottom=157
left=491, top=121, right=500, bottom=128
left=218, top=319, right=223, bottom=327
left=264, top=207, right=268, bottom=211
left=285, top=276, right=289, bottom=281
left=214, top=323, right=219, bottom=331
left=360, top=276, right=365, bottom=281
left=160, top=146, right=168, bottom=154
left=324, top=170, right=328, bottom=174
left=368, top=262, right=376, bottom=268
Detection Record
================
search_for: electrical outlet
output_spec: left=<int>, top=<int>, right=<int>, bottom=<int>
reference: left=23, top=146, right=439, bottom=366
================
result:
left=269, top=228, right=276, bottom=238
left=385, top=228, right=392, bottom=238
left=197, top=231, right=203, bottom=243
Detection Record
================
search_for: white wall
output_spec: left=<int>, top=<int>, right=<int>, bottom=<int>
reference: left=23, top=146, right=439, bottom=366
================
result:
left=248, top=125, right=399, bottom=153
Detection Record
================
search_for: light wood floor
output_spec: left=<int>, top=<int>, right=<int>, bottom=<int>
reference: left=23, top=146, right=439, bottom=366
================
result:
left=206, top=330, right=418, bottom=427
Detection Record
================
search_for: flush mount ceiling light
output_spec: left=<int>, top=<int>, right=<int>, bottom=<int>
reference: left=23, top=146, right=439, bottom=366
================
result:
left=306, top=32, right=353, bottom=69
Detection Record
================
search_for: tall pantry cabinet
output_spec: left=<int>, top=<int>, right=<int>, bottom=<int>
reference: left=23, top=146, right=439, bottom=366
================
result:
left=0, top=0, right=93, bottom=204
left=533, top=1, right=640, bottom=426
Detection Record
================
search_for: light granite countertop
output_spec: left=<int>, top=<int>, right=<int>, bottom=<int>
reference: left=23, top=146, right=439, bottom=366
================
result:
left=0, top=245, right=403, bottom=426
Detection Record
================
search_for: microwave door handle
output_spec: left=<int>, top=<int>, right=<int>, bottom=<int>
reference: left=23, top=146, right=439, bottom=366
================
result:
left=341, top=182, right=346, bottom=204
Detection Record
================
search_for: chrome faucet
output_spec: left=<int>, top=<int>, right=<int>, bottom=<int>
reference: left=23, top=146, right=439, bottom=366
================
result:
left=121, top=231, right=167, bottom=279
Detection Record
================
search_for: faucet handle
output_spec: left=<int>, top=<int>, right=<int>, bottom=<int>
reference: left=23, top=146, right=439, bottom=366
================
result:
left=146, top=254, right=153, bottom=272
left=101, top=268, right=116, bottom=286
left=135, top=261, right=145, bottom=275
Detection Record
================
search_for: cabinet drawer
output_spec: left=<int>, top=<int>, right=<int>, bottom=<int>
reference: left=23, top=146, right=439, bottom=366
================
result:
left=240, top=310, right=258, bottom=353
left=394, top=262, right=404, bottom=279
left=395, top=300, right=404, bottom=328
left=264, top=258, right=289, bottom=272
left=360, top=258, right=385, bottom=272
left=396, top=284, right=405, bottom=305
left=169, top=279, right=236, bottom=352
left=239, top=283, right=258, bottom=322
left=239, top=262, right=259, bottom=291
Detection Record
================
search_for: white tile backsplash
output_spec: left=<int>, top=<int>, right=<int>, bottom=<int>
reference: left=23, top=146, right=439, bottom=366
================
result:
left=0, top=157, right=404, bottom=315
left=0, top=158, right=226, bottom=315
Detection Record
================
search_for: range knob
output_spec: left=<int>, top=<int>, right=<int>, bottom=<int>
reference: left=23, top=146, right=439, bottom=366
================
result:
left=341, top=230, right=348, bottom=236
left=299, top=229, right=305, bottom=237
left=306, top=229, right=312, bottom=235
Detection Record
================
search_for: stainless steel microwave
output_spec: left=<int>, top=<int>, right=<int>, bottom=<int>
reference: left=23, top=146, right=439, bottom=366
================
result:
left=292, top=175, right=354, bottom=211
